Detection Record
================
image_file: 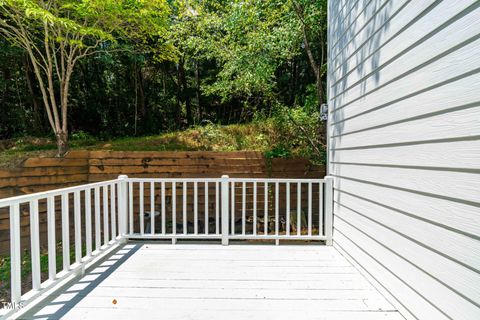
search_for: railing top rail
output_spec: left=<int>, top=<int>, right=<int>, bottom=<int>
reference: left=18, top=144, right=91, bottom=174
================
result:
left=227, top=178, right=325, bottom=183
left=127, top=178, right=325, bottom=183
left=0, top=175, right=329, bottom=207
left=127, top=178, right=223, bottom=183
left=0, top=178, right=121, bottom=207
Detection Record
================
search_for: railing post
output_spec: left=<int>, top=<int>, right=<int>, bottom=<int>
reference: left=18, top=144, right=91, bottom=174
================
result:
left=325, top=176, right=334, bottom=246
left=221, top=175, right=229, bottom=246
left=10, top=203, right=21, bottom=304
left=118, top=175, right=129, bottom=237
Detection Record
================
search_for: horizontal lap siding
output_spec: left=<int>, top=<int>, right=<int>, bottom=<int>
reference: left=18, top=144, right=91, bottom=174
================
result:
left=328, top=1, right=480, bottom=320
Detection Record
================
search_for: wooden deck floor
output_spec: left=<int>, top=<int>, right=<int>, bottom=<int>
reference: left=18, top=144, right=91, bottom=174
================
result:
left=22, top=243, right=403, bottom=320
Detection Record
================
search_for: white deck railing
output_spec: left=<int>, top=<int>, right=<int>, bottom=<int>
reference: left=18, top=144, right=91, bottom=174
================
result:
left=126, top=176, right=333, bottom=245
left=0, top=175, right=333, bottom=316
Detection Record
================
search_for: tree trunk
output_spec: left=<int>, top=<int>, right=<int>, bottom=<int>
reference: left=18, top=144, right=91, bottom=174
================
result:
left=293, top=1, right=324, bottom=106
left=179, top=57, right=192, bottom=126
left=137, top=67, right=146, bottom=118
left=23, top=56, right=43, bottom=134
left=315, top=72, right=323, bottom=107
left=303, top=34, right=323, bottom=106
left=195, top=60, right=201, bottom=121
left=56, top=130, right=68, bottom=157
left=290, top=59, right=297, bottom=106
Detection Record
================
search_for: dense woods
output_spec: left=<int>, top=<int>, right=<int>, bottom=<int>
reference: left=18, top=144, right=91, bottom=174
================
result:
left=0, top=0, right=327, bottom=158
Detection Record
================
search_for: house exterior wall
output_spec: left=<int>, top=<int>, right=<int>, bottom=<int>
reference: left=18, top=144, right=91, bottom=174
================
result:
left=327, top=1, right=480, bottom=319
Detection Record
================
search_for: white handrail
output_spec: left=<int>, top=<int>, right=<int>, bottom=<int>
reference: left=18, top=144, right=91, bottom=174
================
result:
left=2, top=174, right=334, bottom=317
left=1, top=177, right=124, bottom=317
left=126, top=176, right=332, bottom=243
left=127, top=178, right=223, bottom=183
left=0, top=179, right=120, bottom=206
left=229, top=178, right=325, bottom=183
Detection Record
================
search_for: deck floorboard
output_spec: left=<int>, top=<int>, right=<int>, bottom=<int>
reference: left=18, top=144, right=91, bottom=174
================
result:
left=21, top=243, right=403, bottom=320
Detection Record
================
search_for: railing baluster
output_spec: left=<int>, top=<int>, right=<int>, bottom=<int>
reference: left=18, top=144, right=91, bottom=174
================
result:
left=47, top=196, right=56, bottom=280
left=231, top=181, right=235, bottom=235
left=264, top=182, right=268, bottom=235
left=139, top=182, right=144, bottom=235
left=10, top=203, right=21, bottom=303
left=162, top=181, right=166, bottom=235
left=128, top=182, right=133, bottom=235
left=95, top=187, right=101, bottom=250
left=215, top=182, right=219, bottom=235
left=29, top=200, right=41, bottom=290
left=205, top=182, right=208, bottom=235
left=253, top=182, right=257, bottom=236
left=286, top=182, right=290, bottom=236
left=308, top=182, right=312, bottom=236
left=62, top=193, right=70, bottom=271
left=275, top=182, right=279, bottom=237
left=110, top=184, right=116, bottom=239
left=85, top=188, right=92, bottom=257
left=297, top=182, right=301, bottom=236
left=221, top=175, right=229, bottom=245
left=242, top=182, right=246, bottom=235
left=194, top=181, right=198, bottom=235
left=172, top=182, right=177, bottom=237
left=183, top=182, right=187, bottom=235
left=103, top=186, right=109, bottom=244
left=74, top=191, right=82, bottom=264
left=150, top=182, right=155, bottom=235
left=319, top=182, right=323, bottom=236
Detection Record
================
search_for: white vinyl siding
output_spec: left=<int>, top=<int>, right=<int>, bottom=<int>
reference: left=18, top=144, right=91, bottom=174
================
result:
left=327, top=1, right=480, bottom=319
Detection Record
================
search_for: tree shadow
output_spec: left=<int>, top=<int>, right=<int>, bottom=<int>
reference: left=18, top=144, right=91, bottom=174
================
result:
left=328, top=0, right=396, bottom=202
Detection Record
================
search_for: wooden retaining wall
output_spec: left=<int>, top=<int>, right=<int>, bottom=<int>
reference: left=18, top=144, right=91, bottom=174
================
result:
left=0, top=151, right=325, bottom=254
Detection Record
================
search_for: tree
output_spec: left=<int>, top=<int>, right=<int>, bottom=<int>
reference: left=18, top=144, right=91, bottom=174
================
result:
left=199, top=0, right=301, bottom=107
left=170, top=0, right=213, bottom=126
left=292, top=0, right=328, bottom=106
left=0, top=0, right=172, bottom=155
left=173, top=0, right=327, bottom=111
left=0, top=0, right=328, bottom=147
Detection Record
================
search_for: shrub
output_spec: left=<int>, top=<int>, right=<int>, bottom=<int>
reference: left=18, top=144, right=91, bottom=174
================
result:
left=255, top=104, right=326, bottom=164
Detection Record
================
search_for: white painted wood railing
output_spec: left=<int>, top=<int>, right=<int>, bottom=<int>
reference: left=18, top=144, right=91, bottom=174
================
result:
left=125, top=176, right=333, bottom=245
left=0, top=176, right=129, bottom=317
left=1, top=175, right=332, bottom=316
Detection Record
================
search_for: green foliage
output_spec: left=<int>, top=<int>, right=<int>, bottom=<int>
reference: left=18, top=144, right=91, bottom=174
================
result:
left=0, top=245, right=79, bottom=302
left=70, top=130, right=92, bottom=141
left=20, top=143, right=57, bottom=152
left=0, top=0, right=172, bottom=50
left=185, top=0, right=302, bottom=105
left=0, top=0, right=327, bottom=163
left=0, top=0, right=174, bottom=155
left=0, top=255, right=9, bottom=290
left=264, top=146, right=291, bottom=159
left=304, top=84, right=320, bottom=113
left=257, top=104, right=326, bottom=164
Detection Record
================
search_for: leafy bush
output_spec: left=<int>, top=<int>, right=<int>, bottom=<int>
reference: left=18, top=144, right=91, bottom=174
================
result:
left=255, top=104, right=326, bottom=164
left=264, top=146, right=291, bottom=159
left=70, top=131, right=97, bottom=148
left=70, top=130, right=93, bottom=141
